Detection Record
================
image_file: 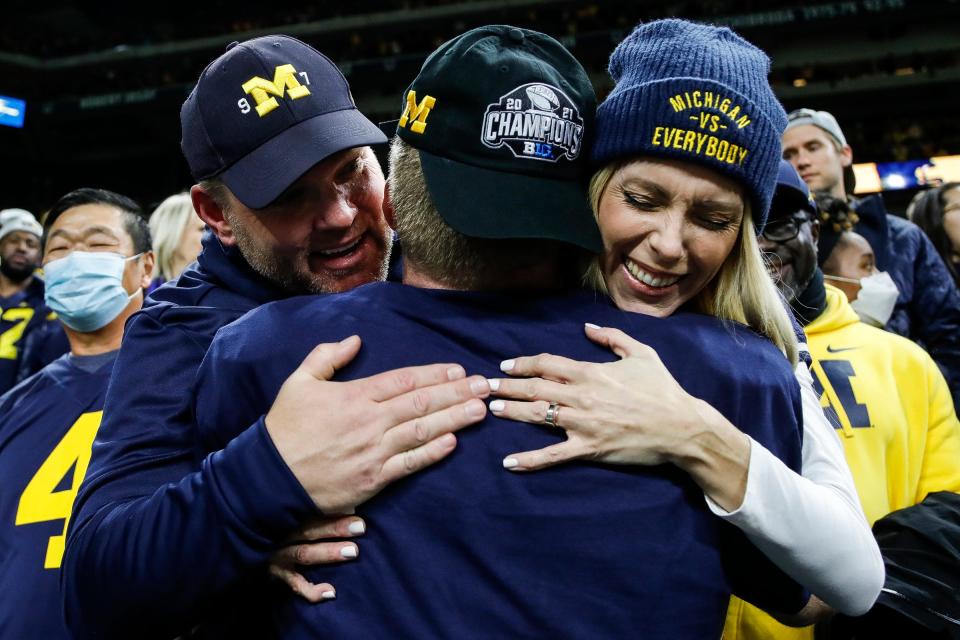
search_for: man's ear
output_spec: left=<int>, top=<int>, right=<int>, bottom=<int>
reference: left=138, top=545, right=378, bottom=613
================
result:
left=810, top=216, right=820, bottom=243
left=839, top=144, right=853, bottom=169
left=138, top=251, right=156, bottom=289
left=191, top=184, right=236, bottom=246
left=382, top=182, right=397, bottom=231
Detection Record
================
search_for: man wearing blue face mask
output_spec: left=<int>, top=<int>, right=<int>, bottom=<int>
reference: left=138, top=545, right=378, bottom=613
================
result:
left=0, top=187, right=154, bottom=640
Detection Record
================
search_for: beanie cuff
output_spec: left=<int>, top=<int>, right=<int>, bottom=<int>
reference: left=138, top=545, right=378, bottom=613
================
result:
left=591, top=78, right=783, bottom=231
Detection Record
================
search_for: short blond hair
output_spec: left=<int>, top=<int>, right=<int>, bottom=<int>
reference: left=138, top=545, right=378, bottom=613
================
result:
left=388, top=138, right=580, bottom=289
left=586, top=163, right=799, bottom=366
left=148, top=192, right=195, bottom=281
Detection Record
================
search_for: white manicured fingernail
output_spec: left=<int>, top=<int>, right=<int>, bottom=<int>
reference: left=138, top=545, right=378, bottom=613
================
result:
left=348, top=520, right=366, bottom=535
left=489, top=400, right=505, bottom=412
left=322, top=590, right=336, bottom=599
left=503, top=457, right=519, bottom=468
left=340, top=545, right=358, bottom=558
left=585, top=322, right=600, bottom=330
left=470, top=378, right=489, bottom=394
left=487, top=379, right=500, bottom=391
left=447, top=366, right=465, bottom=380
left=500, top=359, right=515, bottom=372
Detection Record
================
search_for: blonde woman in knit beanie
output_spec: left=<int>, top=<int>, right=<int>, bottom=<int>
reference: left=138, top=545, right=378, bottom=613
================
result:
left=489, top=18, right=882, bottom=631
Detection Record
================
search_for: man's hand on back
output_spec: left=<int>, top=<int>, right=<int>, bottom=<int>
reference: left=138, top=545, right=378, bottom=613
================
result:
left=265, top=335, right=489, bottom=514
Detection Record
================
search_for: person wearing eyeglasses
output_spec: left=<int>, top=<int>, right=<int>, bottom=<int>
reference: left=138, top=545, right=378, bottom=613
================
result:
left=190, top=22, right=867, bottom=639
left=909, top=182, right=960, bottom=289
left=730, top=161, right=960, bottom=640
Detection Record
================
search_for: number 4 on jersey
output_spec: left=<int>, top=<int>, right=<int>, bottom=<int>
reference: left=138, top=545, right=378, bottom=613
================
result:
left=15, top=411, right=103, bottom=569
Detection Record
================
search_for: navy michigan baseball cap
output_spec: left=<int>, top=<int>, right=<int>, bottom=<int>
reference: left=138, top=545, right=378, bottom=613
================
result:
left=181, top=35, right=387, bottom=209
left=395, top=25, right=602, bottom=253
left=770, top=159, right=817, bottom=220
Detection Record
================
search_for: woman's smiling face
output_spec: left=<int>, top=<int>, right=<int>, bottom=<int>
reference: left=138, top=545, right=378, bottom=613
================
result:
left=598, top=157, right=745, bottom=317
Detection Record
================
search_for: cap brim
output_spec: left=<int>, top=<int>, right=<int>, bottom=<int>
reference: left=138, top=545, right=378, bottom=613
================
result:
left=221, top=108, right=388, bottom=210
left=371, top=119, right=400, bottom=178
left=0, top=221, right=42, bottom=241
left=417, top=150, right=602, bottom=253
left=771, top=187, right=815, bottom=218
left=377, top=119, right=399, bottom=139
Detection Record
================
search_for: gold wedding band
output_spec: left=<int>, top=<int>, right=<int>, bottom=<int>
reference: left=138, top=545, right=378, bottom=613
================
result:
left=544, top=402, right=561, bottom=427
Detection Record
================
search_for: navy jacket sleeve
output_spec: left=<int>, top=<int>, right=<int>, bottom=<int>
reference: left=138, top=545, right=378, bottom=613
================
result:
left=15, top=314, right=69, bottom=384
left=61, top=310, right=316, bottom=639
left=895, top=218, right=960, bottom=407
left=193, top=321, right=303, bottom=453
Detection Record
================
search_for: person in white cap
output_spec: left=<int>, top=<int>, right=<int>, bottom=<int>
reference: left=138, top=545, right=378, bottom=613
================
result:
left=0, top=208, right=68, bottom=393
left=0, top=208, right=42, bottom=299
left=783, top=108, right=960, bottom=410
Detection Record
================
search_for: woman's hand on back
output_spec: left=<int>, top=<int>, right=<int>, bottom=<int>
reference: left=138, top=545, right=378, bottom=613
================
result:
left=489, top=323, right=751, bottom=511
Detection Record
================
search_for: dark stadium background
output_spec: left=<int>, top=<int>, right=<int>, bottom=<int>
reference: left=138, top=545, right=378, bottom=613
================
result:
left=1, top=0, right=957, bottom=215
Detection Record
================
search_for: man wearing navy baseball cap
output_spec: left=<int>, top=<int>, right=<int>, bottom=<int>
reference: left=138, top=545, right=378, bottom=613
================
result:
left=62, top=36, right=492, bottom=639
left=181, top=35, right=393, bottom=294
left=181, top=37, right=386, bottom=211
left=191, top=24, right=805, bottom=638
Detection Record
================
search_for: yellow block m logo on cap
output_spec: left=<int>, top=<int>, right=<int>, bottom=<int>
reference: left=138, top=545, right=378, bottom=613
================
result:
left=399, top=90, right=436, bottom=134
left=242, top=64, right=311, bottom=117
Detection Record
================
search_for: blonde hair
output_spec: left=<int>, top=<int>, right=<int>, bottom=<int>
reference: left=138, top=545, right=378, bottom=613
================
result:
left=387, top=138, right=573, bottom=289
left=586, top=163, right=799, bottom=366
left=148, top=192, right=195, bottom=281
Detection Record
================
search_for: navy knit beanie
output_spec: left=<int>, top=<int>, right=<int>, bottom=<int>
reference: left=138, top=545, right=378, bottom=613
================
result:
left=592, top=19, right=788, bottom=231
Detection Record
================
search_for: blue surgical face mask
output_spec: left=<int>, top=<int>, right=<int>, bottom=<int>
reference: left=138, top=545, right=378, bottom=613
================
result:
left=44, top=251, right=142, bottom=332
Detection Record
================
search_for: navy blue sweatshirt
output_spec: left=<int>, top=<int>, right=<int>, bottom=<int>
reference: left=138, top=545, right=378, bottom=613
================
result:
left=0, top=277, right=69, bottom=394
left=63, top=233, right=404, bottom=639
left=0, top=352, right=116, bottom=639
left=190, top=283, right=806, bottom=639
left=61, top=233, right=296, bottom=639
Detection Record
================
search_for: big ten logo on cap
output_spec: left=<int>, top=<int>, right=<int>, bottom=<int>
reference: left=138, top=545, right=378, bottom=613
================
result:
left=482, top=83, right=583, bottom=162
left=651, top=89, right=753, bottom=167
left=238, top=64, right=311, bottom=117
left=398, top=91, right=436, bottom=134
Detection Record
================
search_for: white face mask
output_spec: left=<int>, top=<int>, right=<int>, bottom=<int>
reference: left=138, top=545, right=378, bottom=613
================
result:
left=825, top=271, right=900, bottom=327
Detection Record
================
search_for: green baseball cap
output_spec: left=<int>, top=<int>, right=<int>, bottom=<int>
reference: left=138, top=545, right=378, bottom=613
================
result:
left=395, top=25, right=602, bottom=253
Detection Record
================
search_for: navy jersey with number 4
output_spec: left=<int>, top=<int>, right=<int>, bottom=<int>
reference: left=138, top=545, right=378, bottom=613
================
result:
left=0, top=352, right=115, bottom=639
left=193, top=283, right=807, bottom=639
